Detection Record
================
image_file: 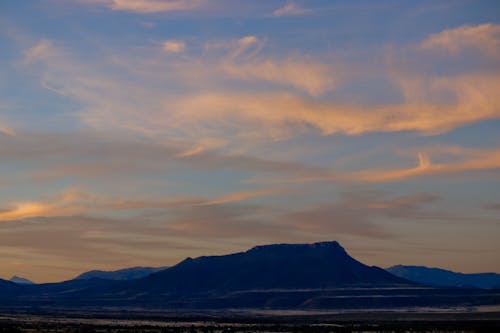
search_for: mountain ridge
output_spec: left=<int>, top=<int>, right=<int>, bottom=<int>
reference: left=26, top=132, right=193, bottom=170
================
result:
left=74, top=266, right=168, bottom=281
left=387, top=265, right=500, bottom=289
left=130, top=241, right=412, bottom=296
left=1, top=241, right=499, bottom=310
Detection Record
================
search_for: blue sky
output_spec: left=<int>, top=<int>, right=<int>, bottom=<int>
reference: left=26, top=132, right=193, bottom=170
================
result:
left=0, top=0, right=499, bottom=282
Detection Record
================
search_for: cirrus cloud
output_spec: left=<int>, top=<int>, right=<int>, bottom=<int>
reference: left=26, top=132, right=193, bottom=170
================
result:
left=421, top=23, right=500, bottom=57
left=80, top=0, right=206, bottom=14
left=273, top=2, right=312, bottom=17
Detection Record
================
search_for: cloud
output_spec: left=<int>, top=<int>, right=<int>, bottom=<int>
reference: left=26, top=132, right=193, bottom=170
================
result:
left=163, top=39, right=186, bottom=53
left=0, top=186, right=287, bottom=222
left=203, top=35, right=260, bottom=54
left=201, top=36, right=338, bottom=96
left=0, top=188, right=196, bottom=222
left=23, top=39, right=58, bottom=63
left=0, top=123, right=15, bottom=136
left=249, top=145, right=500, bottom=185
left=221, top=58, right=338, bottom=96
left=81, top=0, right=206, bottom=13
left=273, top=2, right=312, bottom=17
left=0, top=202, right=53, bottom=222
left=171, top=70, right=500, bottom=138
left=19, top=33, right=500, bottom=180
left=0, top=131, right=324, bottom=185
left=421, top=23, right=500, bottom=57
left=27, top=34, right=500, bottom=147
left=198, top=188, right=287, bottom=206
left=286, top=191, right=439, bottom=239
left=165, top=203, right=284, bottom=238
left=238, top=35, right=258, bottom=47
left=356, top=147, right=500, bottom=182
left=229, top=35, right=262, bottom=59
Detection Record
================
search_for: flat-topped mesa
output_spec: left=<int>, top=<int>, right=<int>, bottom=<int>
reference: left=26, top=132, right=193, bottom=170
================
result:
left=248, top=241, right=345, bottom=253
left=140, top=241, right=411, bottom=294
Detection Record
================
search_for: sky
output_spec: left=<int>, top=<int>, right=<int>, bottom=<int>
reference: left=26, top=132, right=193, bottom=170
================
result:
left=0, top=0, right=499, bottom=283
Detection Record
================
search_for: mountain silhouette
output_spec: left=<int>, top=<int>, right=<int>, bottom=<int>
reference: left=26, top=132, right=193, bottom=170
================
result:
left=387, top=265, right=500, bottom=289
left=1, top=241, right=499, bottom=310
left=74, top=266, right=168, bottom=281
left=9, top=276, right=35, bottom=285
left=134, top=241, right=409, bottom=295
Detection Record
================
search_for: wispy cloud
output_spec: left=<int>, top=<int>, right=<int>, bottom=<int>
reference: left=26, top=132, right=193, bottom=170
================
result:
left=80, top=0, right=207, bottom=14
left=273, top=2, right=312, bottom=17
left=22, top=39, right=58, bottom=64
left=221, top=57, right=338, bottom=96
left=421, top=23, right=500, bottom=57
left=355, top=146, right=500, bottom=182
left=0, top=188, right=196, bottom=222
left=286, top=191, right=439, bottom=239
left=0, top=186, right=286, bottom=222
left=250, top=146, right=500, bottom=184
left=198, top=188, right=287, bottom=206
left=171, top=69, right=500, bottom=138
left=17, top=29, right=500, bottom=185
left=200, top=35, right=339, bottom=96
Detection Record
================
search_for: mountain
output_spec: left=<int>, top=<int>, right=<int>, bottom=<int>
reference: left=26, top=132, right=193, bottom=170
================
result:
left=0, top=278, right=24, bottom=298
left=1, top=241, right=499, bottom=310
left=137, top=241, right=410, bottom=295
left=9, top=276, right=35, bottom=285
left=387, top=265, right=500, bottom=289
left=74, top=266, right=168, bottom=281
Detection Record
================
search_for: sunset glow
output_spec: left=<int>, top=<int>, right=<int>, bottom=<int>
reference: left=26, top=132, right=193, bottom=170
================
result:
left=0, top=0, right=499, bottom=283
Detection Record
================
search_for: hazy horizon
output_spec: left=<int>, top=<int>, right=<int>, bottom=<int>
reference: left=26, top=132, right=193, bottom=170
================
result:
left=1, top=0, right=499, bottom=283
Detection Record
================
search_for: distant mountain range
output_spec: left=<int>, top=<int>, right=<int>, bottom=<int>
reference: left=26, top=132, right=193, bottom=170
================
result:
left=387, top=265, right=500, bottom=289
left=74, top=266, right=168, bottom=281
left=1, top=241, right=499, bottom=310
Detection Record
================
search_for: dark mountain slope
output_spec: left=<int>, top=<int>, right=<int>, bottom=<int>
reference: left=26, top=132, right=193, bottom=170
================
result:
left=136, top=241, right=411, bottom=295
left=387, top=265, right=500, bottom=289
left=0, top=278, right=24, bottom=297
left=74, top=266, right=168, bottom=281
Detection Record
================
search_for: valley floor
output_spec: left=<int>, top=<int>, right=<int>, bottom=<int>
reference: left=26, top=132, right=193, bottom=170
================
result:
left=1, top=309, right=500, bottom=333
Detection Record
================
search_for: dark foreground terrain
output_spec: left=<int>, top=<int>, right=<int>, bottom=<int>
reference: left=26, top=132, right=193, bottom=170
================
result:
left=1, top=310, right=500, bottom=333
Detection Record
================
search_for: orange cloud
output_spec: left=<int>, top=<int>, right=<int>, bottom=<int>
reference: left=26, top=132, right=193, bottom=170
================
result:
left=0, top=123, right=15, bottom=136
left=0, top=202, right=55, bottom=221
left=172, top=70, right=500, bottom=138
left=0, top=187, right=283, bottom=222
left=222, top=58, right=337, bottom=96
left=249, top=146, right=500, bottom=184
left=365, top=147, right=500, bottom=181
left=163, top=40, right=186, bottom=53
left=421, top=23, right=500, bottom=57
left=175, top=138, right=227, bottom=157
left=23, top=31, right=500, bottom=150
left=200, top=35, right=339, bottom=96
left=0, top=189, right=194, bottom=222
